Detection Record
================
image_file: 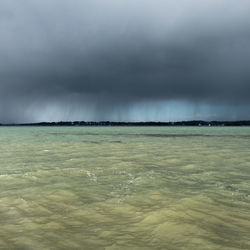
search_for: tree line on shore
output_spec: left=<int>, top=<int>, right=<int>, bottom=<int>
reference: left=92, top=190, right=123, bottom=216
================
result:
left=1, top=120, right=250, bottom=126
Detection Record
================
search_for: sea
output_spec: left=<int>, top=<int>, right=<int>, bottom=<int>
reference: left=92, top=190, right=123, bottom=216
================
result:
left=0, top=126, right=250, bottom=249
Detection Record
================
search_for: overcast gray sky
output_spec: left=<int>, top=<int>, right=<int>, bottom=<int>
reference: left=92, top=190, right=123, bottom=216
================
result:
left=1, top=0, right=250, bottom=123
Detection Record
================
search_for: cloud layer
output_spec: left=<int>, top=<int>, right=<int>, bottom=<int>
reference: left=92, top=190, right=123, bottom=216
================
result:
left=1, top=0, right=250, bottom=122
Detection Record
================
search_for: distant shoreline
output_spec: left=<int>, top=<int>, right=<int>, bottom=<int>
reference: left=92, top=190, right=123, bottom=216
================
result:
left=1, top=120, right=250, bottom=126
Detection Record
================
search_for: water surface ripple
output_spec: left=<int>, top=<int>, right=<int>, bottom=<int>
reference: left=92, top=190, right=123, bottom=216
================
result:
left=0, top=126, right=250, bottom=249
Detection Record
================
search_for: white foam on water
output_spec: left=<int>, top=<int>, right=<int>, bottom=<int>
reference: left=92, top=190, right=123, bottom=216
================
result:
left=86, top=171, right=97, bottom=182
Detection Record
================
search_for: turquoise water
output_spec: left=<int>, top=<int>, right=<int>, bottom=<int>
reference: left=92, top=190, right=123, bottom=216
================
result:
left=0, top=126, right=250, bottom=249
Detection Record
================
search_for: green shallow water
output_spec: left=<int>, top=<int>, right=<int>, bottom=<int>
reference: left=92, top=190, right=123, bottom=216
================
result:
left=0, top=126, right=250, bottom=249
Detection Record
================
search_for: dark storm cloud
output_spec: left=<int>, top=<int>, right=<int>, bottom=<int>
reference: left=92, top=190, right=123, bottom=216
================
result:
left=1, top=0, right=250, bottom=122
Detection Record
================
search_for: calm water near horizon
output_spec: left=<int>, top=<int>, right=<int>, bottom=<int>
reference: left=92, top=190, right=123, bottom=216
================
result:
left=0, top=126, right=250, bottom=249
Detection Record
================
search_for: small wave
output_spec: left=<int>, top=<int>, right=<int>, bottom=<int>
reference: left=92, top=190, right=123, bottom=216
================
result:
left=0, top=174, right=8, bottom=178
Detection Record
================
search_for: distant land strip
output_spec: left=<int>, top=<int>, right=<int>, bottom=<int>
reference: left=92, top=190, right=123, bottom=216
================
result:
left=1, top=120, right=250, bottom=126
